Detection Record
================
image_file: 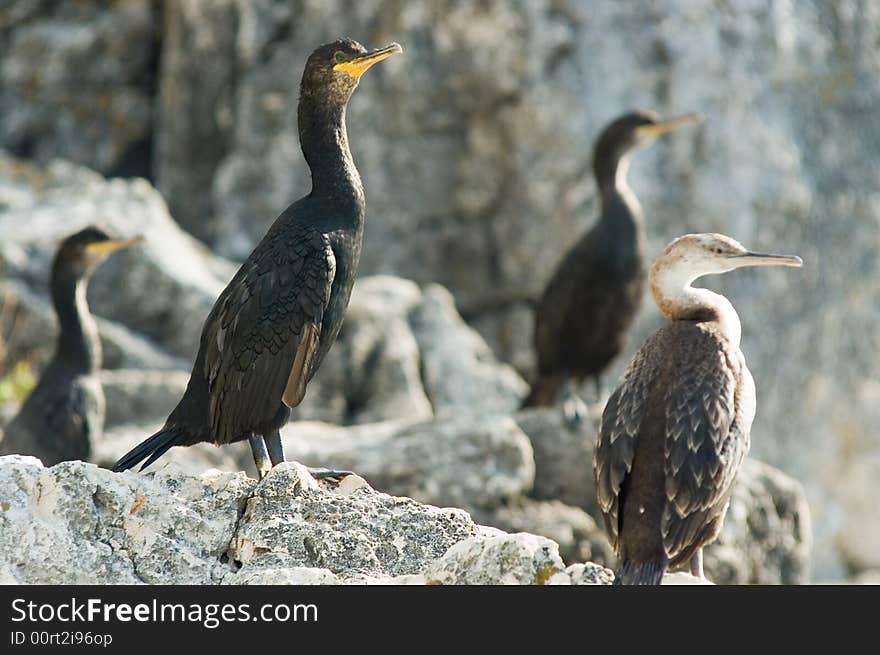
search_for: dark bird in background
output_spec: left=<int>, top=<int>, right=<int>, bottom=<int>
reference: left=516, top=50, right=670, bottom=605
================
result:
left=113, top=38, right=402, bottom=479
left=0, top=227, right=142, bottom=466
left=593, top=233, right=801, bottom=584
left=523, top=110, right=703, bottom=427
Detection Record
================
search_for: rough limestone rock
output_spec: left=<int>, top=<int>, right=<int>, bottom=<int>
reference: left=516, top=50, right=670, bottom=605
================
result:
left=0, top=153, right=237, bottom=362
left=136, top=0, right=876, bottom=579
left=547, top=562, right=615, bottom=586
left=471, top=498, right=614, bottom=566
left=0, top=1, right=158, bottom=178
left=0, top=456, right=585, bottom=585
left=0, top=455, right=253, bottom=584
left=274, top=416, right=535, bottom=512
left=515, top=407, right=812, bottom=584
left=421, top=533, right=566, bottom=585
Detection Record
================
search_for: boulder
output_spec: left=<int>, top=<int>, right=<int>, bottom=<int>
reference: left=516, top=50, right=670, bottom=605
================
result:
left=273, top=416, right=535, bottom=512
left=471, top=498, right=614, bottom=567
left=0, top=455, right=595, bottom=585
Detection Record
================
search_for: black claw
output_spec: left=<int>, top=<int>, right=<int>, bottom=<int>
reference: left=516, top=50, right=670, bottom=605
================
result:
left=308, top=468, right=354, bottom=481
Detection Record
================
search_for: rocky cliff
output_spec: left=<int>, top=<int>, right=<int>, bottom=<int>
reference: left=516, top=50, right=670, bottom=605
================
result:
left=1, top=0, right=874, bottom=580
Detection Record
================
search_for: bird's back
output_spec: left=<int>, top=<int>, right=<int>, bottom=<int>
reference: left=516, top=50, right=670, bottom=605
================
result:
left=163, top=196, right=361, bottom=446
left=535, top=203, right=646, bottom=377
left=595, top=319, right=752, bottom=575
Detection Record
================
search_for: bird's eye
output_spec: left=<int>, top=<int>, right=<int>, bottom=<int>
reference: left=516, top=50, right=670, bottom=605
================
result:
left=333, top=51, right=346, bottom=63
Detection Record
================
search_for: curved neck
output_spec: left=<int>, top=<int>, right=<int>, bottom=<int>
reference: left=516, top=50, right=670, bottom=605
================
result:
left=298, top=93, right=363, bottom=206
left=595, top=151, right=642, bottom=219
left=51, top=272, right=101, bottom=373
left=649, top=266, right=742, bottom=346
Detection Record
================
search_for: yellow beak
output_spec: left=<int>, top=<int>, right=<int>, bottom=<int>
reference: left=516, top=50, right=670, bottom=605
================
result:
left=84, top=236, right=145, bottom=255
left=635, top=112, right=704, bottom=139
left=333, top=43, right=403, bottom=79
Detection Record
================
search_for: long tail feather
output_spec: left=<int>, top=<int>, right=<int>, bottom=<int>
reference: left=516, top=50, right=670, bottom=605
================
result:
left=111, top=428, right=186, bottom=473
left=614, top=559, right=667, bottom=586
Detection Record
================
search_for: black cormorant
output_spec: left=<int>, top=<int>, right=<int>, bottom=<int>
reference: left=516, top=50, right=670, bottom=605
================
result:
left=523, top=111, right=703, bottom=426
left=0, top=227, right=142, bottom=465
left=112, top=38, right=402, bottom=479
left=593, top=233, right=801, bottom=584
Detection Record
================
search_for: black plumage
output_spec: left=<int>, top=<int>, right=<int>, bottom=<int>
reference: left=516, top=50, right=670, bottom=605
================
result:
left=524, top=110, right=702, bottom=423
left=0, top=227, right=142, bottom=465
left=593, top=233, right=801, bottom=584
left=112, top=38, right=401, bottom=478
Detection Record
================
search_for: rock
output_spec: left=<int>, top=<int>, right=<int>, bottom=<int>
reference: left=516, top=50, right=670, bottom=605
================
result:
left=547, top=562, right=615, bottom=586
left=422, top=533, right=565, bottom=585
left=99, top=369, right=191, bottom=429
left=0, top=455, right=254, bottom=584
left=275, top=415, right=535, bottom=512
left=706, top=459, right=812, bottom=585
left=290, top=276, right=433, bottom=425
left=409, top=284, right=528, bottom=418
left=0, top=455, right=582, bottom=585
left=471, top=498, right=613, bottom=566
left=515, top=406, right=603, bottom=512
left=661, top=572, right=714, bottom=586
left=0, top=153, right=237, bottom=362
left=515, top=408, right=812, bottom=584
left=230, top=462, right=480, bottom=581
left=0, top=1, right=158, bottom=177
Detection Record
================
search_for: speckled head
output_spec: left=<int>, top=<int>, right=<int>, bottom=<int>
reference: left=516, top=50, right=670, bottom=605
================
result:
left=653, top=233, right=803, bottom=280
left=299, top=38, right=402, bottom=106
left=52, top=226, right=144, bottom=281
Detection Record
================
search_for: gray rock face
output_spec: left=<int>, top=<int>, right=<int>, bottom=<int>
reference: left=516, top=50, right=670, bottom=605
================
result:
left=0, top=1, right=158, bottom=178
left=0, top=455, right=590, bottom=585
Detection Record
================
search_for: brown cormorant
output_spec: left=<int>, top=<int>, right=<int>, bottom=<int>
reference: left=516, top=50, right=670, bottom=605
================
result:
left=523, top=111, right=703, bottom=426
left=112, top=38, right=402, bottom=479
left=0, top=227, right=142, bottom=466
left=593, top=233, right=802, bottom=584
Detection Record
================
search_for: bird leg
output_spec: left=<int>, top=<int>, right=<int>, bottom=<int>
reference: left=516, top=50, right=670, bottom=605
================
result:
left=265, top=431, right=285, bottom=466
left=689, top=548, right=705, bottom=580
left=266, top=430, right=353, bottom=480
left=249, top=434, right=272, bottom=480
left=593, top=374, right=604, bottom=403
left=561, top=377, right=589, bottom=430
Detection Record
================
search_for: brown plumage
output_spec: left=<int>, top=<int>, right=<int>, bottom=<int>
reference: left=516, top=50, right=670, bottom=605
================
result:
left=593, top=233, right=802, bottom=584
